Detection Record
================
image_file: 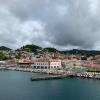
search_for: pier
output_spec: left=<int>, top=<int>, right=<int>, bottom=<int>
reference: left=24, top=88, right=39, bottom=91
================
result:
left=31, top=75, right=67, bottom=81
left=30, top=71, right=100, bottom=81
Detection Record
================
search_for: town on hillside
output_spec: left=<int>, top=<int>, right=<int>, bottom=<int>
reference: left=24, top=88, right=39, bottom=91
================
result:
left=0, top=45, right=100, bottom=78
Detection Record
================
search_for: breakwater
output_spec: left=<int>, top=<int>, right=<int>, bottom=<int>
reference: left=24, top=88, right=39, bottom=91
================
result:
left=31, top=73, right=100, bottom=81
left=1, top=67, right=100, bottom=80
left=31, top=71, right=100, bottom=81
left=31, top=75, right=66, bottom=81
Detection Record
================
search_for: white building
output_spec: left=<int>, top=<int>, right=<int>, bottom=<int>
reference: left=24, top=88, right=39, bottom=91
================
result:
left=30, top=59, right=62, bottom=69
left=0, top=61, right=6, bottom=64
left=18, top=58, right=62, bottom=70
left=49, top=59, right=62, bottom=69
left=31, top=59, right=50, bottom=69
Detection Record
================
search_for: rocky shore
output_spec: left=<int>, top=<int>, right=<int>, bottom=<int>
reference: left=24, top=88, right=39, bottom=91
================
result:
left=0, top=67, right=100, bottom=80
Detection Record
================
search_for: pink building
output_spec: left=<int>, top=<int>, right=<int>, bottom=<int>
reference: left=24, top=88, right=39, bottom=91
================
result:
left=82, top=60, right=100, bottom=68
left=49, top=59, right=62, bottom=69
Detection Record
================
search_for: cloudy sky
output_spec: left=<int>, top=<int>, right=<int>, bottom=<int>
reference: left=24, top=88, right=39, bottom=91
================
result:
left=0, top=0, right=100, bottom=50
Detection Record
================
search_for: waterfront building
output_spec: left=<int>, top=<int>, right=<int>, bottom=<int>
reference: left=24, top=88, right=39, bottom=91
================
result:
left=31, top=59, right=62, bottom=70
left=18, top=58, right=62, bottom=70
left=82, top=60, right=100, bottom=68
left=31, top=59, right=50, bottom=69
left=49, top=59, right=62, bottom=69
left=62, top=59, right=82, bottom=69
left=18, top=59, right=31, bottom=67
left=0, top=61, right=6, bottom=67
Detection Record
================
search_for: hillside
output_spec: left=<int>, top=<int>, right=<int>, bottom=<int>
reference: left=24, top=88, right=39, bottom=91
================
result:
left=19, top=44, right=42, bottom=52
left=0, top=46, right=11, bottom=51
left=17, top=44, right=100, bottom=56
left=43, top=47, right=60, bottom=53
left=62, top=49, right=100, bottom=56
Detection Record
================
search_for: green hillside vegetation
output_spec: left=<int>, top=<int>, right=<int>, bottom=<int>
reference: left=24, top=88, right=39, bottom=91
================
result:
left=0, top=52, right=8, bottom=60
left=20, top=44, right=42, bottom=52
left=43, top=47, right=60, bottom=53
left=62, top=49, right=100, bottom=57
left=18, top=44, right=100, bottom=57
left=0, top=45, right=100, bottom=57
left=0, top=46, right=11, bottom=51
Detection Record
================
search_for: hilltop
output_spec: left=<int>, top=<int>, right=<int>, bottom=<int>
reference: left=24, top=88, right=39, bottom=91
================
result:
left=43, top=47, right=60, bottom=53
left=18, top=44, right=42, bottom=52
left=17, top=44, right=100, bottom=56
left=0, top=44, right=100, bottom=57
left=0, top=46, right=11, bottom=51
left=62, top=49, right=100, bottom=56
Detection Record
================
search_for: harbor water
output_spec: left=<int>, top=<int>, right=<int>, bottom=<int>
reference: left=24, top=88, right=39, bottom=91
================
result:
left=0, top=71, right=100, bottom=100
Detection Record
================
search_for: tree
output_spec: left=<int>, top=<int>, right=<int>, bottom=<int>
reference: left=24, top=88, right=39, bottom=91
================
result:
left=0, top=52, right=8, bottom=60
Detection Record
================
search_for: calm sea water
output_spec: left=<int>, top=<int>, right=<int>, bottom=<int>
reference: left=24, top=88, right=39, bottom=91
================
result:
left=0, top=71, right=100, bottom=100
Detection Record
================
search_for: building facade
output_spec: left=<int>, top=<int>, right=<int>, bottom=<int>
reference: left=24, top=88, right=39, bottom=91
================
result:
left=18, top=58, right=62, bottom=70
left=31, top=59, right=50, bottom=69
left=49, top=59, right=62, bottom=69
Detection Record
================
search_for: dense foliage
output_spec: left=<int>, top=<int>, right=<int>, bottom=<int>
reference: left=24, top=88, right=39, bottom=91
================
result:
left=43, top=47, right=60, bottom=53
left=62, top=49, right=100, bottom=57
left=20, top=44, right=42, bottom=52
left=0, top=45, right=100, bottom=60
left=19, top=45, right=100, bottom=56
left=0, top=52, right=8, bottom=60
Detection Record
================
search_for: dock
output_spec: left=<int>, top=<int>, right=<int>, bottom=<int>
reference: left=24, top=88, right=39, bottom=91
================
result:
left=31, top=75, right=66, bottom=81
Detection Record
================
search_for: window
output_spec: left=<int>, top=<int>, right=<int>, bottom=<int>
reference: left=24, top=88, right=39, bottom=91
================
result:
left=45, top=66, right=47, bottom=69
left=34, top=66, right=36, bottom=68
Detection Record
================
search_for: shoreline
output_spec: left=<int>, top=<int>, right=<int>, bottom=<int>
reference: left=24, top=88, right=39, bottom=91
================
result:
left=0, top=67, right=100, bottom=80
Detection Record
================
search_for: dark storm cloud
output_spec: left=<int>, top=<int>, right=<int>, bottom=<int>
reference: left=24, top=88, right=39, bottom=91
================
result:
left=0, top=0, right=100, bottom=49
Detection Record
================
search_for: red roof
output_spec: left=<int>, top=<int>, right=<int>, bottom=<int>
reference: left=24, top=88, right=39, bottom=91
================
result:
left=31, top=59, right=49, bottom=63
left=18, top=59, right=31, bottom=63
left=19, top=58, right=62, bottom=63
